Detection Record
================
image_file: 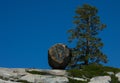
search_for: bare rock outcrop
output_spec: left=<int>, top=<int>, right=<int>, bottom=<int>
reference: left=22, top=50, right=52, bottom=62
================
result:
left=0, top=68, right=119, bottom=83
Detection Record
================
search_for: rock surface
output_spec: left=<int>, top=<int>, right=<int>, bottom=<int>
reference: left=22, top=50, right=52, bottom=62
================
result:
left=116, top=72, right=120, bottom=81
left=0, top=79, right=19, bottom=83
left=89, top=76, right=111, bottom=83
left=0, top=68, right=69, bottom=83
left=0, top=68, right=119, bottom=83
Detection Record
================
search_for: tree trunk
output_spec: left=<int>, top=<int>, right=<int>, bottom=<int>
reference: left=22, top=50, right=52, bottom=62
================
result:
left=84, top=17, right=91, bottom=65
left=84, top=59, right=88, bottom=65
left=84, top=53, right=89, bottom=65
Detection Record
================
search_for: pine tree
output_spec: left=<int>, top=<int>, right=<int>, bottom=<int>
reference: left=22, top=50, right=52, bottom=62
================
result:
left=68, top=4, right=107, bottom=67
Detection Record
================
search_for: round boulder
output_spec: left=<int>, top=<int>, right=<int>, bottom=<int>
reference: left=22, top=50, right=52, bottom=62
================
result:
left=48, top=43, right=71, bottom=69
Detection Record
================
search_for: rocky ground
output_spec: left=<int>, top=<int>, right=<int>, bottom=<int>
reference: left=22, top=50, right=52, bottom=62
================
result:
left=0, top=67, right=120, bottom=83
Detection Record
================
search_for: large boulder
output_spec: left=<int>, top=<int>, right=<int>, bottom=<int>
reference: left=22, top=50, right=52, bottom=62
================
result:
left=48, top=43, right=71, bottom=69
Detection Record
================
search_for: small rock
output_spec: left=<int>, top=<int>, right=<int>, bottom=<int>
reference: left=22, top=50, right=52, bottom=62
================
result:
left=44, top=76, right=68, bottom=83
left=72, top=77, right=86, bottom=81
left=47, top=69, right=67, bottom=76
left=89, top=76, right=111, bottom=83
left=107, top=72, right=114, bottom=75
left=115, top=72, right=120, bottom=81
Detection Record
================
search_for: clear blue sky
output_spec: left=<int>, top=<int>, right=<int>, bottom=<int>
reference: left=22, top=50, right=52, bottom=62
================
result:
left=0, top=0, right=120, bottom=69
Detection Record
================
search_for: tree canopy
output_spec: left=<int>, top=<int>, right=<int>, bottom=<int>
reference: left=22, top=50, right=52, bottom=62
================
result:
left=68, top=4, right=108, bottom=68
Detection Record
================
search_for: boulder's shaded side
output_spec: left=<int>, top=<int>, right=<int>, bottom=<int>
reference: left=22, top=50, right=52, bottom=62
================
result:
left=48, top=43, right=71, bottom=69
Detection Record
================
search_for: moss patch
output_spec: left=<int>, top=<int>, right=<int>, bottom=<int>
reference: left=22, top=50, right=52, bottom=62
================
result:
left=110, top=75, right=120, bottom=83
left=26, top=70, right=50, bottom=75
left=16, top=80, right=32, bottom=83
left=68, top=64, right=120, bottom=78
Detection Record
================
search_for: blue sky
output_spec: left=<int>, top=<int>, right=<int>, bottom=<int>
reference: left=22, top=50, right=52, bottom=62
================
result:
left=0, top=0, right=120, bottom=69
